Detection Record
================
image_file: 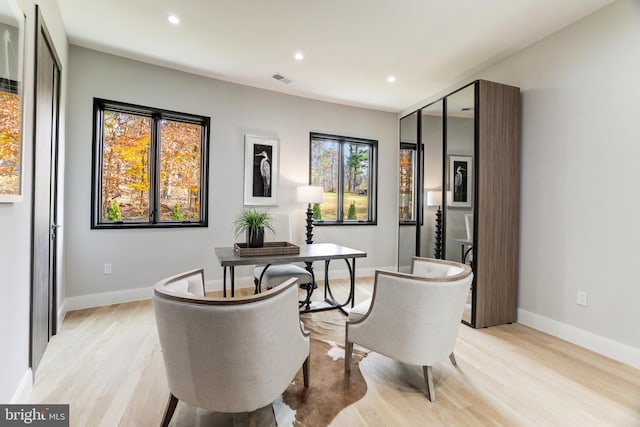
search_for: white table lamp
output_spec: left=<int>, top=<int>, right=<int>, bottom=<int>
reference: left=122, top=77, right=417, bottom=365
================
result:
left=426, top=190, right=448, bottom=259
left=297, top=185, right=324, bottom=244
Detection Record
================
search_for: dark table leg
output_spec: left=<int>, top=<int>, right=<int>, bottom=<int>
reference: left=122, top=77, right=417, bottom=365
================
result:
left=255, top=264, right=272, bottom=294
left=298, top=256, right=360, bottom=315
left=463, top=246, right=473, bottom=266
left=230, top=267, right=235, bottom=297
left=223, top=266, right=227, bottom=298
left=299, top=262, right=316, bottom=310
left=321, top=258, right=356, bottom=315
left=348, top=257, right=356, bottom=309
left=324, top=260, right=330, bottom=300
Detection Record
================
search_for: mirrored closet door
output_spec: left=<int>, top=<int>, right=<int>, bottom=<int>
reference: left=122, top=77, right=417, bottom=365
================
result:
left=397, top=80, right=520, bottom=328
left=444, top=84, right=475, bottom=324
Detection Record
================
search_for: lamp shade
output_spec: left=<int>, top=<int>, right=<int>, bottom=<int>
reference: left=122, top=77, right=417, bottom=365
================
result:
left=426, top=190, right=452, bottom=206
left=426, top=191, right=442, bottom=207
left=297, top=185, right=324, bottom=204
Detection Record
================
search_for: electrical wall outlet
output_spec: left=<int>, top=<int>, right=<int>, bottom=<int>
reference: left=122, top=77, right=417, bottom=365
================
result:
left=104, top=263, right=112, bottom=275
left=577, top=291, right=587, bottom=306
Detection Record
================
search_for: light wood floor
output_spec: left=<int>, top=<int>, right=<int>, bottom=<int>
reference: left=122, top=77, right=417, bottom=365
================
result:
left=31, top=278, right=640, bottom=426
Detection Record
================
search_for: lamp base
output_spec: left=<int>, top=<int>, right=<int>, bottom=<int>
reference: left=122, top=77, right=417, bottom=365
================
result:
left=434, top=206, right=442, bottom=259
left=305, top=207, right=314, bottom=244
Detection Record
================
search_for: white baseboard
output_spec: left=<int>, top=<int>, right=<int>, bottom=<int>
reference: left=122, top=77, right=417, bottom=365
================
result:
left=62, top=268, right=386, bottom=313
left=57, top=301, right=67, bottom=330
left=11, top=369, right=32, bottom=403
left=64, top=286, right=156, bottom=311
left=517, top=308, right=640, bottom=369
left=63, top=279, right=235, bottom=312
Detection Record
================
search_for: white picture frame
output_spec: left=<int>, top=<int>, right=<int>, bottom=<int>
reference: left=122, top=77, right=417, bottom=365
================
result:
left=243, top=135, right=279, bottom=206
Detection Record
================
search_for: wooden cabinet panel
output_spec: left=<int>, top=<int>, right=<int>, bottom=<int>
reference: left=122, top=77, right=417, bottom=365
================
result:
left=475, top=80, right=520, bottom=328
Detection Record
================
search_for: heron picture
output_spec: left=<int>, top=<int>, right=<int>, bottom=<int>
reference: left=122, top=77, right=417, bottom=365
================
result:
left=252, top=144, right=272, bottom=197
left=449, top=155, right=472, bottom=207
left=243, top=135, right=279, bottom=205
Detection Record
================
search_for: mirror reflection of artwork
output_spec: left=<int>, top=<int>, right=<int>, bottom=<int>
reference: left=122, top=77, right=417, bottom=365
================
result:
left=0, top=3, right=25, bottom=202
left=252, top=144, right=272, bottom=198
left=453, top=160, right=467, bottom=202
left=449, top=155, right=472, bottom=207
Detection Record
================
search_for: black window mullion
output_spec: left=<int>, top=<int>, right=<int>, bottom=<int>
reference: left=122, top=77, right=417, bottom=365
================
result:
left=337, top=142, right=344, bottom=221
left=149, top=114, right=161, bottom=223
left=367, top=146, right=375, bottom=220
left=199, top=123, right=209, bottom=226
left=92, top=103, right=105, bottom=227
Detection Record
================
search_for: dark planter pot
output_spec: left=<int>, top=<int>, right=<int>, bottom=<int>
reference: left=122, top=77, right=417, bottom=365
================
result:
left=246, top=227, right=265, bottom=248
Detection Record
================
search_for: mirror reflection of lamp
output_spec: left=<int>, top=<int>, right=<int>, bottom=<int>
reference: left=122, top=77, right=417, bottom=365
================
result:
left=426, top=190, right=452, bottom=259
left=296, top=185, right=324, bottom=244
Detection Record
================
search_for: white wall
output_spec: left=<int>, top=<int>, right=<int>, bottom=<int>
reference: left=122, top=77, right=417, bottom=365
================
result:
left=408, top=0, right=640, bottom=364
left=64, top=46, right=397, bottom=303
left=0, top=0, right=67, bottom=403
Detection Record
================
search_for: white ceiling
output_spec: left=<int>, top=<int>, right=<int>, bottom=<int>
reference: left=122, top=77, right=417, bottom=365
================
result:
left=57, top=0, right=615, bottom=113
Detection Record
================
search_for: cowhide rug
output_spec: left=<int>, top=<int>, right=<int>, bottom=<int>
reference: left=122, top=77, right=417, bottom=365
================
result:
left=168, top=310, right=369, bottom=426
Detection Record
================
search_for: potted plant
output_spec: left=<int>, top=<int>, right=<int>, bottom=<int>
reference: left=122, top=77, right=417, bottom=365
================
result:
left=234, top=209, right=275, bottom=248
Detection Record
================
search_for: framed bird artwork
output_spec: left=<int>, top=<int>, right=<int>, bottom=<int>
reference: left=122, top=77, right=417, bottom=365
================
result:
left=244, top=134, right=279, bottom=206
left=448, top=155, right=472, bottom=207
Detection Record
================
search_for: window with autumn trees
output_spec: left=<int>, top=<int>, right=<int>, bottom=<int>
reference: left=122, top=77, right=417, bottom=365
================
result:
left=309, top=132, right=377, bottom=225
left=91, top=99, right=210, bottom=228
left=0, top=79, right=22, bottom=199
left=399, top=143, right=417, bottom=223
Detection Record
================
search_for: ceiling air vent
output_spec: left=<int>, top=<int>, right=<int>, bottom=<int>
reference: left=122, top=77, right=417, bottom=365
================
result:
left=272, top=73, right=292, bottom=84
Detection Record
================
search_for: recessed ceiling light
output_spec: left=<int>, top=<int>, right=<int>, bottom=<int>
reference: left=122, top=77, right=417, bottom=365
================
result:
left=387, top=75, right=396, bottom=83
left=168, top=15, right=180, bottom=24
left=294, top=52, right=304, bottom=61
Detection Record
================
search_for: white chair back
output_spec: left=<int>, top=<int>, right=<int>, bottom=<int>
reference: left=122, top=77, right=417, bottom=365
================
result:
left=153, top=271, right=309, bottom=414
left=162, top=269, right=205, bottom=296
left=465, top=213, right=473, bottom=241
left=267, top=212, right=293, bottom=242
left=347, top=258, right=472, bottom=367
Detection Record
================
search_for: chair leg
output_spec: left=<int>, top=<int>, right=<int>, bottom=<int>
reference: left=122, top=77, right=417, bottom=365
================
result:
left=248, top=410, right=257, bottom=427
left=423, top=366, right=435, bottom=402
left=303, top=356, right=310, bottom=387
left=449, top=352, right=457, bottom=366
left=160, top=393, right=178, bottom=427
left=345, top=341, right=354, bottom=372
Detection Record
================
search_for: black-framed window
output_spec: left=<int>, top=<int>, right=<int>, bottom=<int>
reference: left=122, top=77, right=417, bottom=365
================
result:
left=1, top=78, right=22, bottom=195
left=309, top=132, right=377, bottom=225
left=399, top=142, right=417, bottom=223
left=91, top=98, right=210, bottom=229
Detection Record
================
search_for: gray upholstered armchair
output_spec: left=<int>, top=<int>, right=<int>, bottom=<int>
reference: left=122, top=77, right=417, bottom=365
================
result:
left=345, top=257, right=473, bottom=402
left=153, top=269, right=310, bottom=426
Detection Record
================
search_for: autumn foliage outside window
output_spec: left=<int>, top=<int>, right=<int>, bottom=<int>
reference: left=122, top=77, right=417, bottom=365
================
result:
left=399, top=145, right=416, bottom=222
left=92, top=99, right=209, bottom=228
left=0, top=87, right=22, bottom=196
